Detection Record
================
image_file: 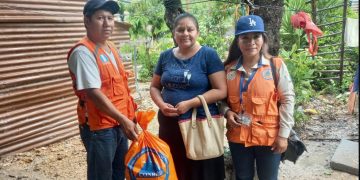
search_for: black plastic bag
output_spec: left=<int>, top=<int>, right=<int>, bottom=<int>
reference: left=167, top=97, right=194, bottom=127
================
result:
left=281, top=129, right=307, bottom=164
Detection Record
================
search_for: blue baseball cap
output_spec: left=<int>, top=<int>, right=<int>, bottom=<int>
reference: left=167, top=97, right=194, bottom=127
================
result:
left=235, top=15, right=265, bottom=35
left=83, top=0, right=120, bottom=17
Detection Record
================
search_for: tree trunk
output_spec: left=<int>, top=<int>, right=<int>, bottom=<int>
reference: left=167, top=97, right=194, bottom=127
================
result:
left=253, top=0, right=284, bottom=56
left=163, top=0, right=185, bottom=46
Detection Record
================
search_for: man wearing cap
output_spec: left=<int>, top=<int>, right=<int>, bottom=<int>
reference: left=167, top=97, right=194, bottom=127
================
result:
left=222, top=15, right=295, bottom=180
left=67, top=0, right=138, bottom=179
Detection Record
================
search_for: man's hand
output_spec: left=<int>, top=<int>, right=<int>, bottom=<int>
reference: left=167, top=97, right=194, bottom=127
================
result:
left=271, top=136, right=288, bottom=154
left=120, top=118, right=139, bottom=141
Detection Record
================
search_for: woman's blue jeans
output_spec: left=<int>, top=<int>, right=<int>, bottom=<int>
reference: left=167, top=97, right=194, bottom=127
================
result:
left=79, top=124, right=128, bottom=180
left=229, top=142, right=281, bottom=180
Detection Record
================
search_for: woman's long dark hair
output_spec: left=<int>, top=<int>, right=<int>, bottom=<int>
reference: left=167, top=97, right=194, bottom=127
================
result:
left=223, top=33, right=271, bottom=66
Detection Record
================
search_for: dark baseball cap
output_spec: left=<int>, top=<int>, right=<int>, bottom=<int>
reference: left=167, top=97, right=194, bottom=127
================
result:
left=83, top=0, right=120, bottom=17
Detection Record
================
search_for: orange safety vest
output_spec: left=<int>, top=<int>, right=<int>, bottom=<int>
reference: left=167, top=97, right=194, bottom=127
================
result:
left=67, top=37, right=137, bottom=131
left=225, top=57, right=282, bottom=147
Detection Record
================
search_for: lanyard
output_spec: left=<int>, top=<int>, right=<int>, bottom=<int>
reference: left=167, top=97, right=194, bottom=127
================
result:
left=239, top=69, right=257, bottom=103
left=238, top=58, right=262, bottom=112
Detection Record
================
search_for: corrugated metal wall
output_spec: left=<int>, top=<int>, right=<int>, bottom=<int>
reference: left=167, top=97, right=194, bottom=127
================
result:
left=0, top=0, right=135, bottom=155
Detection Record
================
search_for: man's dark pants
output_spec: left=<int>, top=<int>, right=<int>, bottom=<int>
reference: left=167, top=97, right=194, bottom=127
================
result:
left=80, top=124, right=128, bottom=180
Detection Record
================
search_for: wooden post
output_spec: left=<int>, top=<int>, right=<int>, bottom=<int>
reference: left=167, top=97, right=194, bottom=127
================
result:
left=311, top=0, right=317, bottom=24
left=339, top=0, right=348, bottom=88
left=311, top=0, right=317, bottom=60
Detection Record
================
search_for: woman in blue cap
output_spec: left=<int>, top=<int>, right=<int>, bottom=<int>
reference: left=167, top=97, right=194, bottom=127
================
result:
left=222, top=15, right=295, bottom=180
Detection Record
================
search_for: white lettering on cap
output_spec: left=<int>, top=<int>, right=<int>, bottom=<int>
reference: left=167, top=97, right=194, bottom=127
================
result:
left=249, top=18, right=256, bottom=26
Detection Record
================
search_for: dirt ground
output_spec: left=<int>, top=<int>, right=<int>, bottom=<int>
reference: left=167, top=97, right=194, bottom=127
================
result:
left=0, top=82, right=358, bottom=180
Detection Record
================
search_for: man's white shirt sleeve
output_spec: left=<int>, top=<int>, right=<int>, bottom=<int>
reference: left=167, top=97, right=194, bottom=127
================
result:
left=68, top=45, right=101, bottom=90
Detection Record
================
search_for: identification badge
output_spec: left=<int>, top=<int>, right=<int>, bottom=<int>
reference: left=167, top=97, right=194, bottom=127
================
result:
left=238, top=112, right=251, bottom=126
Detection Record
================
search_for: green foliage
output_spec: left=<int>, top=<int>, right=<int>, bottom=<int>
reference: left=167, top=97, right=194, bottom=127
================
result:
left=279, top=44, right=324, bottom=123
left=281, top=0, right=359, bottom=96
left=281, top=0, right=310, bottom=51
left=274, top=0, right=344, bottom=124
left=280, top=44, right=320, bottom=105
left=294, top=110, right=310, bottom=124
left=135, top=39, right=174, bottom=81
left=123, top=0, right=169, bottom=40
left=313, top=0, right=358, bottom=92
left=189, top=1, right=235, bottom=60
left=197, top=33, right=232, bottom=60
left=119, top=43, right=133, bottom=54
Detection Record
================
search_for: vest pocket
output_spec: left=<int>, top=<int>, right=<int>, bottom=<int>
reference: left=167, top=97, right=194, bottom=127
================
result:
left=112, top=79, right=125, bottom=109
left=112, top=78, right=125, bottom=96
left=101, top=79, right=113, bottom=98
left=112, top=78, right=126, bottom=102
left=251, top=122, right=267, bottom=145
left=112, top=78, right=130, bottom=117
left=265, top=127, right=278, bottom=145
left=251, top=97, right=267, bottom=115
left=251, top=122, right=279, bottom=146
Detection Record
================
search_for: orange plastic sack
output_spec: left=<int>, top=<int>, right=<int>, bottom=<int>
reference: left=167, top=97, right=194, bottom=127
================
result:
left=125, top=110, right=177, bottom=180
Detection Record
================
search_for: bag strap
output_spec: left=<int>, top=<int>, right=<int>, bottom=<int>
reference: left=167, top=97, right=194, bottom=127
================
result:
left=191, top=107, right=197, bottom=129
left=269, top=57, right=278, bottom=87
left=191, top=95, right=213, bottom=128
left=270, top=57, right=281, bottom=107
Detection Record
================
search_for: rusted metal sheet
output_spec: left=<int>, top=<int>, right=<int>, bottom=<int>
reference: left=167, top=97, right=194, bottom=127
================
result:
left=0, top=0, right=134, bottom=156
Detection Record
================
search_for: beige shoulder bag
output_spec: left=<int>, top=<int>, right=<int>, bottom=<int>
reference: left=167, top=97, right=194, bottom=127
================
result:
left=178, top=95, right=224, bottom=160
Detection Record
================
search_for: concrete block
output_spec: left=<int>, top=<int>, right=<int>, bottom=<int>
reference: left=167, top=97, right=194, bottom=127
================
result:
left=330, top=139, right=359, bottom=175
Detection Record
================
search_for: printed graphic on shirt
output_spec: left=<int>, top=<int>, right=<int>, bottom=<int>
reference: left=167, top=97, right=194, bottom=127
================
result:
left=163, top=69, right=191, bottom=89
left=183, top=69, right=192, bottom=85
left=100, top=54, right=109, bottom=63
left=262, top=68, right=273, bottom=80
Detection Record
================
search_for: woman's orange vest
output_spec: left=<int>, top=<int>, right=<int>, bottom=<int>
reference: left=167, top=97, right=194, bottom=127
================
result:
left=225, top=57, right=282, bottom=147
left=67, top=37, right=137, bottom=131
